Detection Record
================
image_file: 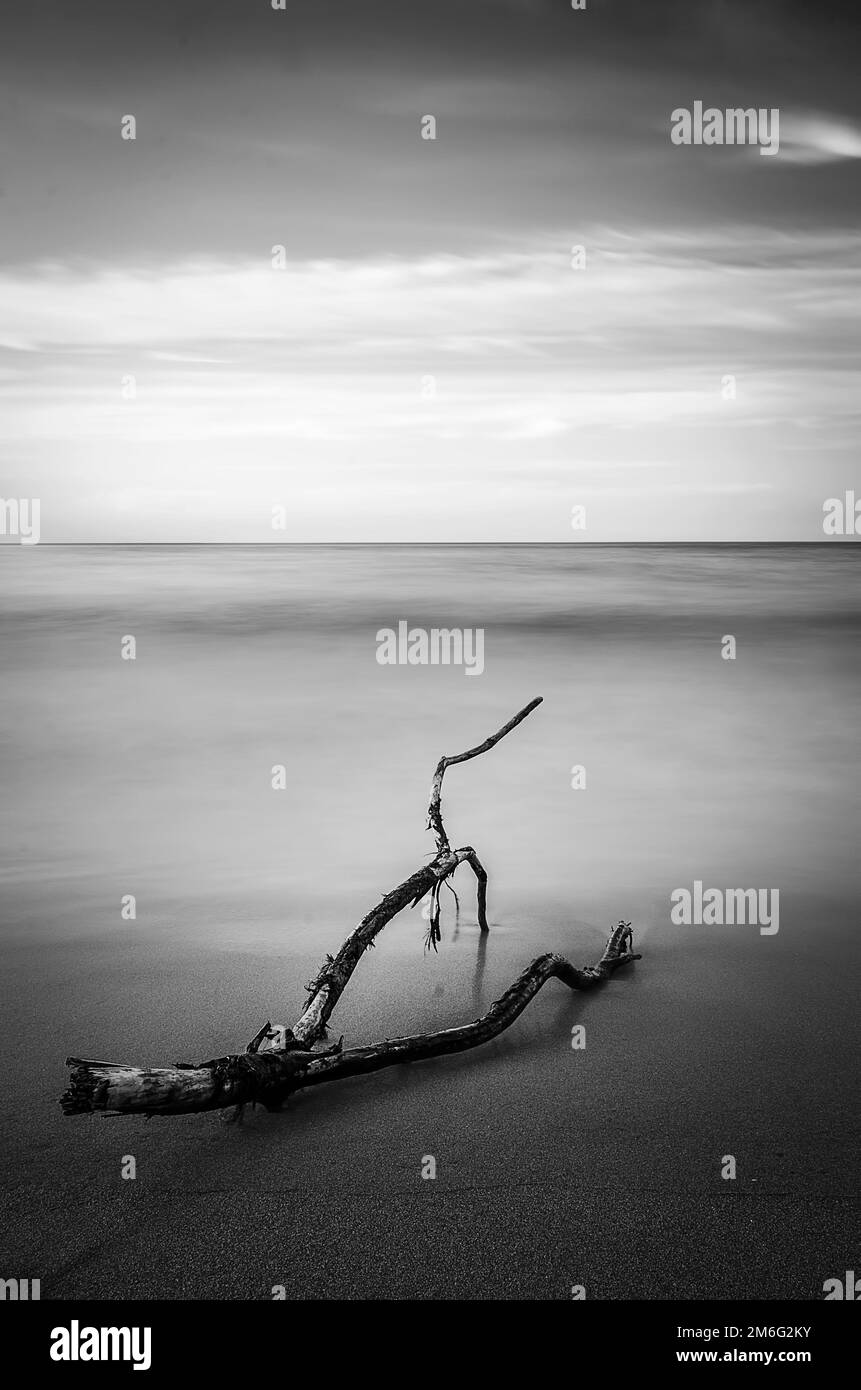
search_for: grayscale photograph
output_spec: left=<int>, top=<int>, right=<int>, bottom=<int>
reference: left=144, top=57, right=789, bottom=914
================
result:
left=0, top=0, right=858, bottom=1367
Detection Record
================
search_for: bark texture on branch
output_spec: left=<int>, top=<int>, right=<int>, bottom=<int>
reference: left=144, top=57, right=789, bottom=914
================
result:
left=62, top=925, right=639, bottom=1116
left=61, top=699, right=641, bottom=1120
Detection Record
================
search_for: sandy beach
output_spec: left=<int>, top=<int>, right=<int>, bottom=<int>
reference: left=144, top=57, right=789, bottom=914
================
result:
left=1, top=544, right=858, bottom=1298
left=1, top=891, right=856, bottom=1298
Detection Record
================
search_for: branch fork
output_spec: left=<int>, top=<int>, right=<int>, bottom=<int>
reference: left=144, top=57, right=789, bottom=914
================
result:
left=61, top=698, right=640, bottom=1119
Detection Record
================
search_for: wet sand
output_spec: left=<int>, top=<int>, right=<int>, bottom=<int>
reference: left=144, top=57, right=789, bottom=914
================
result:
left=0, top=883, right=856, bottom=1299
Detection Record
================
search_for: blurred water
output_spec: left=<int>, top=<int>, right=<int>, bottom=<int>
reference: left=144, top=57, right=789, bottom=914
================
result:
left=2, top=544, right=859, bottom=939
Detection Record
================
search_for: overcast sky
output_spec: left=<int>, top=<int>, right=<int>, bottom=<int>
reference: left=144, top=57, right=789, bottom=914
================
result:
left=2, top=0, right=859, bottom=540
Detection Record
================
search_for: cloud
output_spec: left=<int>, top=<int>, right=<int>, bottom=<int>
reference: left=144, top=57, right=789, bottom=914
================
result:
left=0, top=225, right=856, bottom=542
left=0, top=228, right=857, bottom=462
left=778, top=113, right=861, bottom=165
left=2, top=228, right=858, bottom=364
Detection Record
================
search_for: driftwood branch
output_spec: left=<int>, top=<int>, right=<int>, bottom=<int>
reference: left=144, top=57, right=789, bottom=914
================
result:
left=61, top=699, right=641, bottom=1120
left=427, top=695, right=543, bottom=854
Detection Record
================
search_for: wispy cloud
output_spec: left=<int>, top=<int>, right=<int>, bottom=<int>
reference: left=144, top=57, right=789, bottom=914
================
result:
left=777, top=113, right=861, bottom=165
left=2, top=228, right=859, bottom=361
